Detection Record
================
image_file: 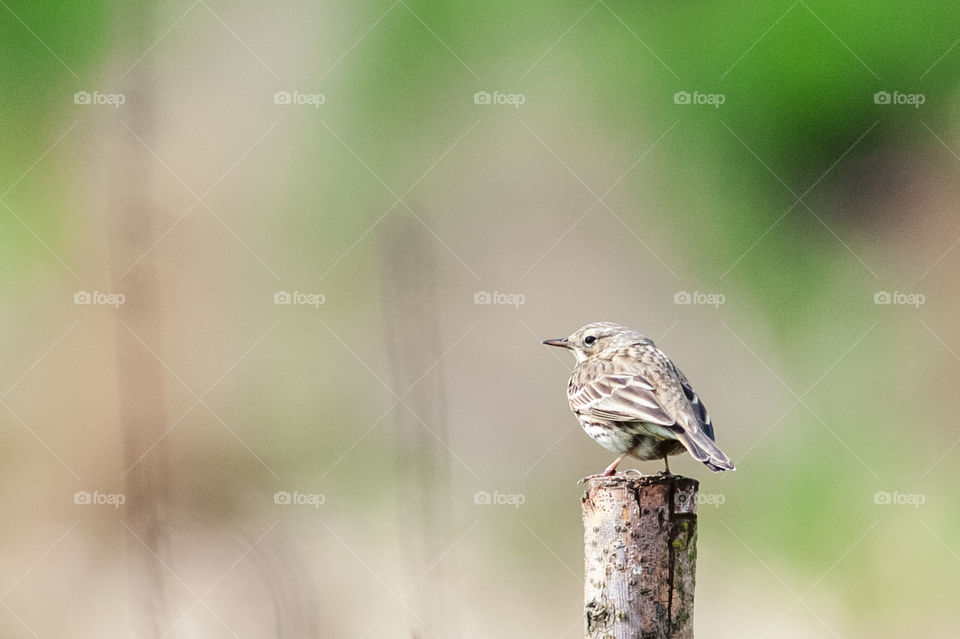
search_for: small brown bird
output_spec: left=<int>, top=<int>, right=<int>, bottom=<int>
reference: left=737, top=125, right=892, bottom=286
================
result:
left=543, top=322, right=734, bottom=476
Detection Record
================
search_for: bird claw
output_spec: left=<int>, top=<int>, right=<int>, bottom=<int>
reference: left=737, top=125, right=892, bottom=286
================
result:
left=577, top=468, right=646, bottom=485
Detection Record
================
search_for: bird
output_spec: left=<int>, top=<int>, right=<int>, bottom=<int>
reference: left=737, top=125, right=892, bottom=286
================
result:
left=542, top=322, right=734, bottom=477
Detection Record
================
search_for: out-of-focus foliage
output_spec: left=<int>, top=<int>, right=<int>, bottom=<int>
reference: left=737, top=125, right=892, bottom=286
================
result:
left=0, top=1, right=109, bottom=275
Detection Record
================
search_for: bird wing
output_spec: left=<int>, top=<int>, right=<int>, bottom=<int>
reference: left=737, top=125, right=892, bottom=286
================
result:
left=675, top=368, right=715, bottom=440
left=569, top=352, right=735, bottom=472
left=669, top=364, right=735, bottom=471
left=568, top=367, right=675, bottom=425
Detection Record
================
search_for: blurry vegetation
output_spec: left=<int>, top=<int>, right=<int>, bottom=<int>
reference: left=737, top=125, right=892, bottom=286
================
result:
left=0, top=0, right=109, bottom=276
left=344, top=0, right=960, bottom=336
left=1, top=1, right=958, bottom=636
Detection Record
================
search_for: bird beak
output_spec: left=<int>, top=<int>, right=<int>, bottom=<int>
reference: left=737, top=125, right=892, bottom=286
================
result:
left=541, top=338, right=572, bottom=349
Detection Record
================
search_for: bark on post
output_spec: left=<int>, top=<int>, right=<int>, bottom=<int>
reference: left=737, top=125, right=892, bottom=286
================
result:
left=582, top=474, right=698, bottom=639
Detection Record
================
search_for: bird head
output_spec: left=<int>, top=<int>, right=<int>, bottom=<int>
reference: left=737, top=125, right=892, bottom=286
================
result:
left=542, top=322, right=652, bottom=364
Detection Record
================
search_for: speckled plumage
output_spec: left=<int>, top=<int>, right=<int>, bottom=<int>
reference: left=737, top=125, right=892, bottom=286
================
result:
left=544, top=322, right=735, bottom=474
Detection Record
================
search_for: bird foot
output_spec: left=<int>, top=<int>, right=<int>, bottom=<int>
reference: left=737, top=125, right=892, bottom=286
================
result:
left=577, top=468, right=646, bottom=485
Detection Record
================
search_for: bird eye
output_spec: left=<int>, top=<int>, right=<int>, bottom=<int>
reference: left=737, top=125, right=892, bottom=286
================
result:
left=584, top=335, right=597, bottom=346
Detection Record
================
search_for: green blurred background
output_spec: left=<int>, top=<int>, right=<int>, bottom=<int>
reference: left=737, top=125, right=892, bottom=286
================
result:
left=2, top=1, right=959, bottom=637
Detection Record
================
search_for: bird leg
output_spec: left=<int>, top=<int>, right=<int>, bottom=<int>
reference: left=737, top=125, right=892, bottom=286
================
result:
left=577, top=452, right=632, bottom=484
left=660, top=454, right=672, bottom=476
left=602, top=453, right=628, bottom=476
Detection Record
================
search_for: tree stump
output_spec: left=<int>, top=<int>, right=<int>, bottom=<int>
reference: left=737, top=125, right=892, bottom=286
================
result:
left=582, top=474, right=698, bottom=639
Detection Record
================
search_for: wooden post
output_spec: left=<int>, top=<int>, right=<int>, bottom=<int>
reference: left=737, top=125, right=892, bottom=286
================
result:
left=582, top=474, right=698, bottom=639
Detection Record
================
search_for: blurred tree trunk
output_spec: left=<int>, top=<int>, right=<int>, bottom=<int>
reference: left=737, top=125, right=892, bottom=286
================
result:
left=380, top=215, right=459, bottom=637
left=110, top=4, right=171, bottom=637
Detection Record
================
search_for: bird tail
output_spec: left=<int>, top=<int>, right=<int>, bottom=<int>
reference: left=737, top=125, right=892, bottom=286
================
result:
left=675, top=428, right=736, bottom=473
